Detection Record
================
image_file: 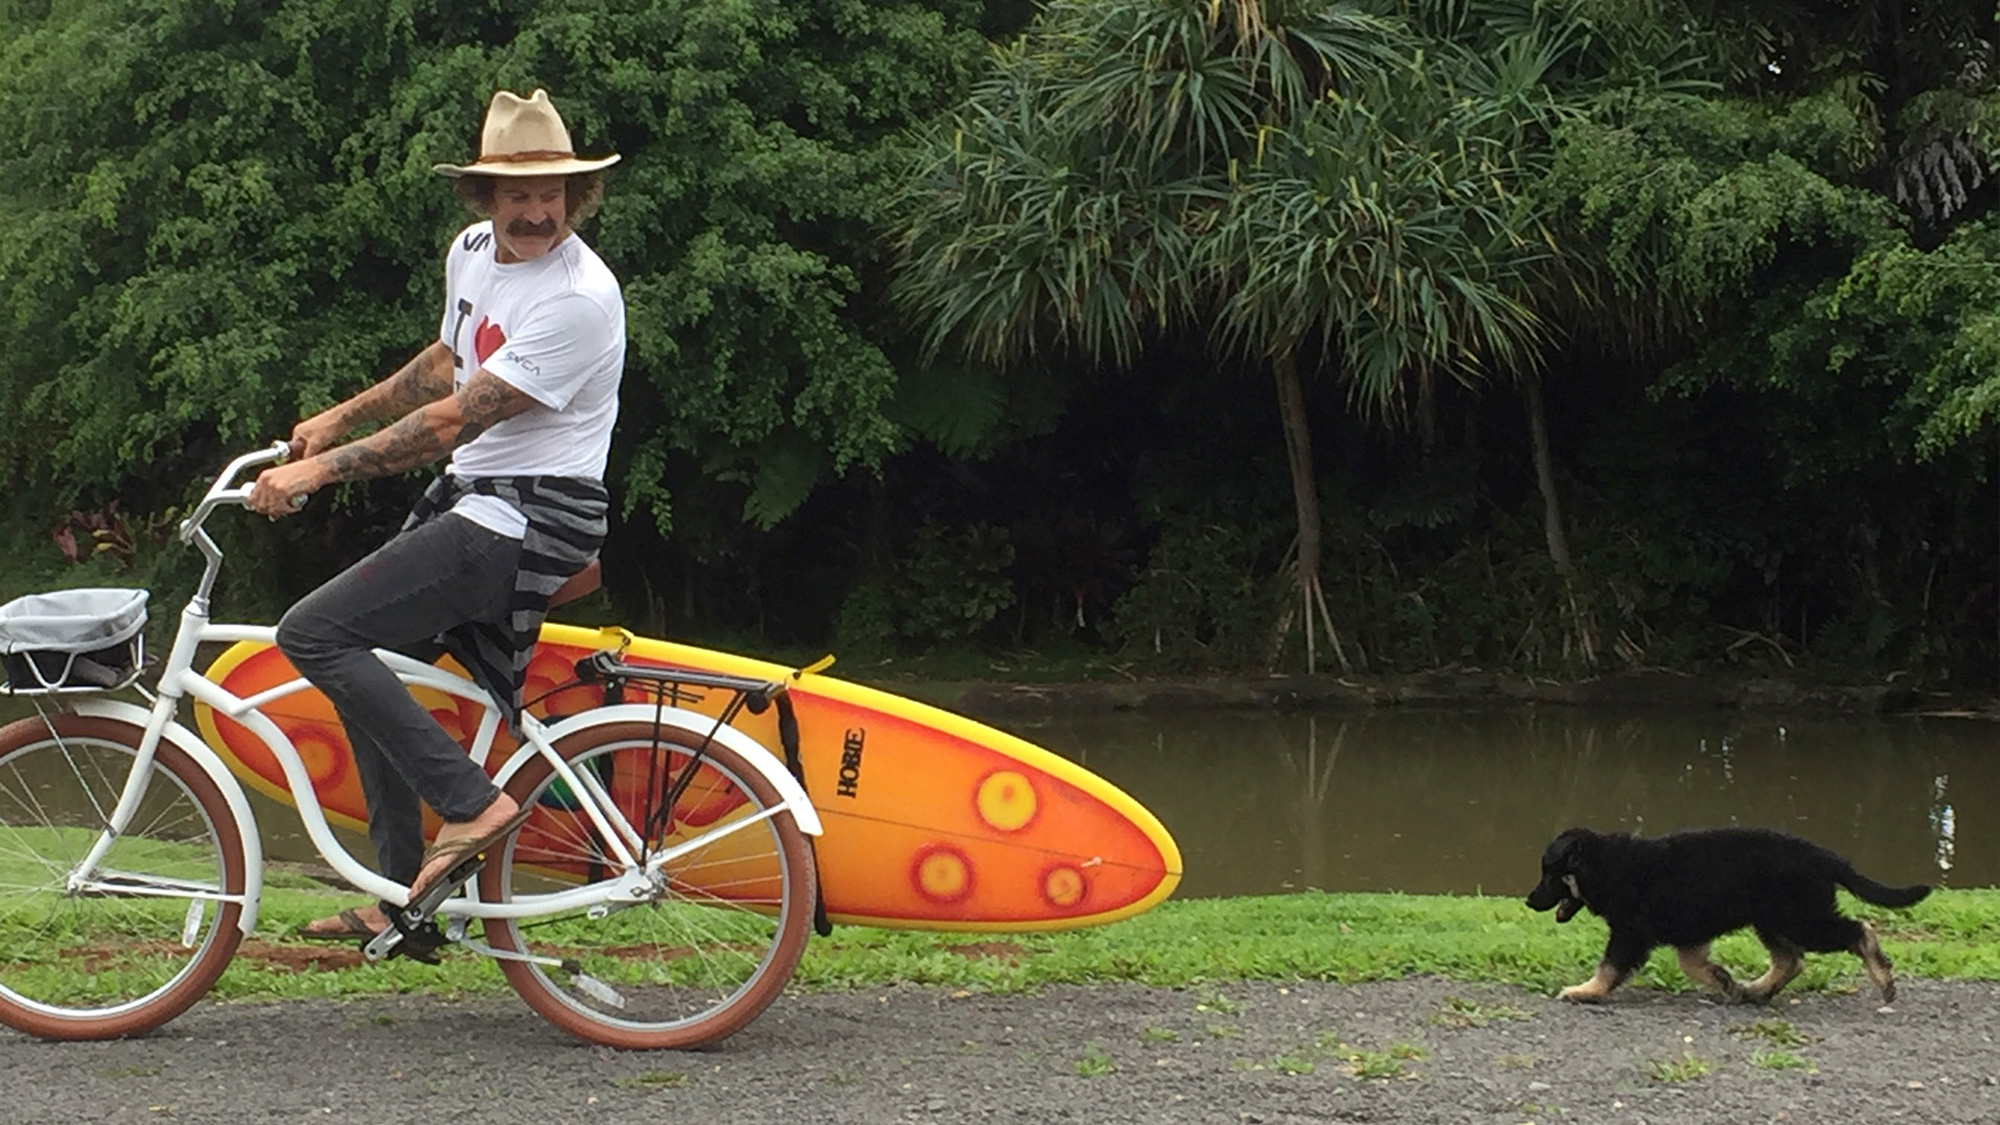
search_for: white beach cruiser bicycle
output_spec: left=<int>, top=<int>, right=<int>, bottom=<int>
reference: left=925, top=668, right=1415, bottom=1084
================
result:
left=0, top=443, right=823, bottom=1048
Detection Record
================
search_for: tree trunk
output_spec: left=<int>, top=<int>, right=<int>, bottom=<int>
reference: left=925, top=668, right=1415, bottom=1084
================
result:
left=1271, top=350, right=1351, bottom=674
left=1523, top=372, right=1572, bottom=573
left=1275, top=349, right=1321, bottom=615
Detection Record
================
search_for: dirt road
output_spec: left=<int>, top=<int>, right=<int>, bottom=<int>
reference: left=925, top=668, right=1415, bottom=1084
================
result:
left=6, top=977, right=1996, bottom=1123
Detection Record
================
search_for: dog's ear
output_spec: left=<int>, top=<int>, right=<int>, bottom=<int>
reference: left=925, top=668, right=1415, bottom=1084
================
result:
left=1545, top=828, right=1591, bottom=875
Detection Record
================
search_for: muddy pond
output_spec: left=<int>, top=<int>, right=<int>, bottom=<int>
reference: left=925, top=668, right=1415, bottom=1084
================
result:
left=1004, top=707, right=1988, bottom=899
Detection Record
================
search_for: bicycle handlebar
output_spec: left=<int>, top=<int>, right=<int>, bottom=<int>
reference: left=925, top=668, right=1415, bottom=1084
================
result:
left=177, top=441, right=293, bottom=543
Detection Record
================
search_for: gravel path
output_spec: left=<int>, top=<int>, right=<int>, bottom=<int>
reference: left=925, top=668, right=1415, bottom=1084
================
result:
left=6, top=977, right=1997, bottom=1123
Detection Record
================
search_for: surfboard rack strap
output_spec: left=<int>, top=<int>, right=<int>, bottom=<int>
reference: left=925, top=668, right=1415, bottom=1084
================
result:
left=775, top=692, right=833, bottom=938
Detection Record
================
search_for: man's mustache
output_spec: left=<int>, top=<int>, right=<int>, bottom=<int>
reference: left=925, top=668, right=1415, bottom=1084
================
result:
left=506, top=218, right=558, bottom=238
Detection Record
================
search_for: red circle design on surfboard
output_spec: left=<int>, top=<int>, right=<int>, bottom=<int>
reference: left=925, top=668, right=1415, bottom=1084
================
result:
left=910, top=844, right=976, bottom=904
left=1040, top=863, right=1088, bottom=910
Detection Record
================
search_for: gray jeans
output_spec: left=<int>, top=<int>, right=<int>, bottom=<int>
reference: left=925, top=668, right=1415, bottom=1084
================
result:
left=275, top=513, right=519, bottom=885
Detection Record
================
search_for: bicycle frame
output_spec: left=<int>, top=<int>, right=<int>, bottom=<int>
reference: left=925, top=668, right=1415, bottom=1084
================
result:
left=61, top=443, right=821, bottom=941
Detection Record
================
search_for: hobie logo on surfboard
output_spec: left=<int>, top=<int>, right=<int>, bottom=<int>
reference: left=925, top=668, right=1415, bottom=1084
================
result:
left=838, top=728, right=865, bottom=797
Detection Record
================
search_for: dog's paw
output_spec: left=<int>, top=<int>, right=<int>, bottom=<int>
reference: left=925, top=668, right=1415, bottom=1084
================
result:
left=1557, top=985, right=1606, bottom=1003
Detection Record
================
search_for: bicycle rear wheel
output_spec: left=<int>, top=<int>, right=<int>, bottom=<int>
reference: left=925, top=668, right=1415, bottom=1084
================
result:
left=0, top=713, right=247, bottom=1039
left=479, top=721, right=816, bottom=1049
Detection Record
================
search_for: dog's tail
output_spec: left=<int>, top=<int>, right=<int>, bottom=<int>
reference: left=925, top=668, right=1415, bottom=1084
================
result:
left=1839, top=868, right=1931, bottom=909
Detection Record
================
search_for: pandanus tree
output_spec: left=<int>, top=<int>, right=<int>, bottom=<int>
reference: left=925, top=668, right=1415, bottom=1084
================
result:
left=891, top=0, right=1557, bottom=669
left=1203, top=68, right=1551, bottom=667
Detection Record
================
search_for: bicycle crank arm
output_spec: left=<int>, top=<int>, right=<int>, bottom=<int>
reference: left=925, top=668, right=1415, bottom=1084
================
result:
left=453, top=939, right=626, bottom=1008
left=452, top=939, right=564, bottom=969
left=361, top=925, right=411, bottom=963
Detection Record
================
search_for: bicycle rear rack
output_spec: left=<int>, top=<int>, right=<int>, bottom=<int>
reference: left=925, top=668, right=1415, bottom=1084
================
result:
left=567, top=651, right=830, bottom=935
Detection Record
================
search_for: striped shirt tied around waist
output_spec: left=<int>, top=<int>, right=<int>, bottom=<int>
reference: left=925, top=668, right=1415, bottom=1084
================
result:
left=403, top=474, right=608, bottom=734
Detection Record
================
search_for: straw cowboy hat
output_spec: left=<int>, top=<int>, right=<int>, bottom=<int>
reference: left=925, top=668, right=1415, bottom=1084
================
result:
left=432, top=89, right=620, bottom=178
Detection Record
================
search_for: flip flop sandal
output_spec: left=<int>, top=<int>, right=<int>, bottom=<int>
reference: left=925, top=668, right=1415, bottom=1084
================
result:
left=407, top=804, right=536, bottom=903
left=295, top=907, right=379, bottom=941
left=296, top=906, right=443, bottom=965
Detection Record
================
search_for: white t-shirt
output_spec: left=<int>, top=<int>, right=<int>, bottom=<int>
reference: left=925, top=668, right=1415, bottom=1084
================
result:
left=435, top=221, right=624, bottom=537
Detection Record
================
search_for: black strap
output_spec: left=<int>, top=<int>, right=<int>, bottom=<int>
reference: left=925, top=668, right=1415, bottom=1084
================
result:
left=775, top=693, right=833, bottom=938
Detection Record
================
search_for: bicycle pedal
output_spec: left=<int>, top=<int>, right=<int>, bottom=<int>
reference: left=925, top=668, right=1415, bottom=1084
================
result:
left=395, top=920, right=447, bottom=963
left=369, top=891, right=451, bottom=964
left=361, top=921, right=445, bottom=965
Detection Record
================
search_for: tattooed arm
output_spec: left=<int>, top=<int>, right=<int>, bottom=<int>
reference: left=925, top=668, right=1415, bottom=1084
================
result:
left=247, top=366, right=540, bottom=517
left=317, top=368, right=537, bottom=483
left=289, top=341, right=457, bottom=459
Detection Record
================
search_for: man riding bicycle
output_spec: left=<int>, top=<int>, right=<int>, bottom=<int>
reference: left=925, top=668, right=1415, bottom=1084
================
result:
left=247, top=88, right=624, bottom=947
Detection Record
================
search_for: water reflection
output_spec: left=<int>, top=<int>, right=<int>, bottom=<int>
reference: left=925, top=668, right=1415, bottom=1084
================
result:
left=1932, top=773, right=1956, bottom=876
left=5, top=695, right=1985, bottom=900
left=1007, top=708, right=1992, bottom=899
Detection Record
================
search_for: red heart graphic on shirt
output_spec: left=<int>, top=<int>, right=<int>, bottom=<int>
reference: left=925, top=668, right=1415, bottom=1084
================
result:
left=474, top=317, right=507, bottom=366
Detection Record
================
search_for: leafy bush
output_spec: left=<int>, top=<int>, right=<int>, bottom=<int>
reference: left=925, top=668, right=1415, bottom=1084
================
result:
left=893, top=521, right=1017, bottom=648
left=831, top=579, right=901, bottom=658
left=834, top=521, right=1017, bottom=653
left=1110, top=515, right=1282, bottom=671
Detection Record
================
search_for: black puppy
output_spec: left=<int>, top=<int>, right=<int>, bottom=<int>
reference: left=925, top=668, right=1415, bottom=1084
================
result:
left=1525, top=826, right=1930, bottom=1004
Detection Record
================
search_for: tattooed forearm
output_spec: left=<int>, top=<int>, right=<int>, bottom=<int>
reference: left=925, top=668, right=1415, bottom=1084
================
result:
left=382, top=347, right=455, bottom=414
left=320, top=410, right=455, bottom=483
left=312, top=367, right=534, bottom=484
left=328, top=344, right=456, bottom=430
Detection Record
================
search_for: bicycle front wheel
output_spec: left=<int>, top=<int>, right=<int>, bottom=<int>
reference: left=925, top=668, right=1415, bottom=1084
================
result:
left=480, top=721, right=816, bottom=1049
left=0, top=713, right=247, bottom=1039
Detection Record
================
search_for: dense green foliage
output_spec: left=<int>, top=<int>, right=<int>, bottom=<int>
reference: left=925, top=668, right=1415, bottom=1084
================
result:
left=0, top=0, right=1007, bottom=622
left=6, top=0, right=2000, bottom=686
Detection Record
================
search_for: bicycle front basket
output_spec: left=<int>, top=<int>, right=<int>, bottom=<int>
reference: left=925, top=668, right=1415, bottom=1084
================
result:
left=0, top=587, right=149, bottom=693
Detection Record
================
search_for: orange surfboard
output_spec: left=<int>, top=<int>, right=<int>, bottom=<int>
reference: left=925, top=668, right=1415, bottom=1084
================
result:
left=193, top=624, right=1181, bottom=932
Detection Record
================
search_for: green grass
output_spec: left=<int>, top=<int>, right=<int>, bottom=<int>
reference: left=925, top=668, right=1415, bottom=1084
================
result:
left=1748, top=1048, right=1816, bottom=1073
left=32, top=883, right=2000, bottom=1004
left=1644, top=1052, right=1713, bottom=1083
left=1731, top=1018, right=1811, bottom=1048
left=1071, top=1042, right=1116, bottom=1076
left=612, top=1070, right=690, bottom=1090
left=1240, top=1033, right=1426, bottom=1079
left=1432, top=994, right=1534, bottom=1028
left=1341, top=1042, right=1426, bottom=1080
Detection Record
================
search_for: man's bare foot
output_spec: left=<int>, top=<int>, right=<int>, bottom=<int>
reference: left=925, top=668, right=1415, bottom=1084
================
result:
left=406, top=793, right=527, bottom=903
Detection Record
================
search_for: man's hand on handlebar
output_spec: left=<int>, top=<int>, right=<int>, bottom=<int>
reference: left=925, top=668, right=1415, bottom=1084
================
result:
left=247, top=457, right=327, bottom=519
left=288, top=412, right=347, bottom=462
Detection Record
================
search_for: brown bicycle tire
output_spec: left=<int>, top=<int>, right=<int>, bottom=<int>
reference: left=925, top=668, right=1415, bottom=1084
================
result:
left=479, top=720, right=816, bottom=1049
left=0, top=713, right=248, bottom=1040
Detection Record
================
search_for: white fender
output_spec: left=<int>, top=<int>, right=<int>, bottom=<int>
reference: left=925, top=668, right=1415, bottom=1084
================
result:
left=511, top=703, right=824, bottom=836
left=71, top=699, right=265, bottom=935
